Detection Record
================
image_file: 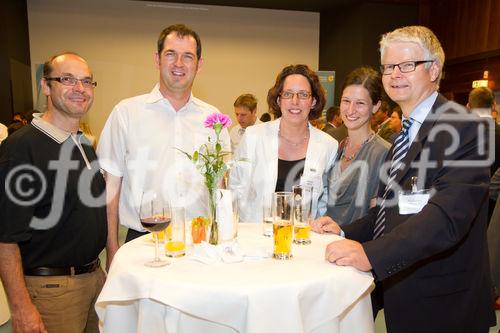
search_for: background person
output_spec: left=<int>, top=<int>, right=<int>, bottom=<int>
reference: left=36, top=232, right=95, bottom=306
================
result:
left=97, top=24, right=230, bottom=268
left=467, top=86, right=500, bottom=223
left=259, top=112, right=272, bottom=122
left=11, top=112, right=28, bottom=126
left=372, top=101, right=396, bottom=142
left=317, top=67, right=390, bottom=226
left=316, top=26, right=495, bottom=332
left=230, top=93, right=259, bottom=152
left=0, top=52, right=107, bottom=333
left=387, top=105, right=403, bottom=142
left=229, top=64, right=337, bottom=222
left=488, top=167, right=500, bottom=310
left=323, top=105, right=348, bottom=142
left=467, top=86, right=499, bottom=175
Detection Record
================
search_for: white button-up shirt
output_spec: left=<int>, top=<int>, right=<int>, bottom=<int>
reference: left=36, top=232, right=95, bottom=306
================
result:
left=406, top=91, right=438, bottom=145
left=229, top=119, right=261, bottom=153
left=98, top=84, right=230, bottom=231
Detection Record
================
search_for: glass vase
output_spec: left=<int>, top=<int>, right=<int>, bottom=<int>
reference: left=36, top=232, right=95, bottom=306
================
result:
left=208, top=187, right=219, bottom=245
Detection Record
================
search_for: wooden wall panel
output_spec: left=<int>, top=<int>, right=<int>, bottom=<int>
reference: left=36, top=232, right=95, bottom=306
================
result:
left=421, top=0, right=500, bottom=60
left=440, top=55, right=500, bottom=104
left=489, top=0, right=500, bottom=50
left=420, top=0, right=500, bottom=104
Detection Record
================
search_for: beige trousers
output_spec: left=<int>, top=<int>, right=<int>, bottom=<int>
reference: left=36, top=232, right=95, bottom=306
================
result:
left=25, top=268, right=106, bottom=333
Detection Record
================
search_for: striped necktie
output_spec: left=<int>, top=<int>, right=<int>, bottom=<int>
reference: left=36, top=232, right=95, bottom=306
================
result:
left=373, top=118, right=414, bottom=239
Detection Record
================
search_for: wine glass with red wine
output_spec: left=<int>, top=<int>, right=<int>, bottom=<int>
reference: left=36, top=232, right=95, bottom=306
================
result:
left=140, top=192, right=171, bottom=267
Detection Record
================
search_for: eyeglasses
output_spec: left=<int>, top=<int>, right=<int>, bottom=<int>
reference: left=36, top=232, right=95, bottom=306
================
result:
left=280, top=91, right=312, bottom=100
left=379, top=60, right=434, bottom=75
left=45, top=76, right=97, bottom=88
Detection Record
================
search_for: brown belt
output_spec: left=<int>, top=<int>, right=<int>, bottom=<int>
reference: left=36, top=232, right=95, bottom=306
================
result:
left=24, top=259, right=100, bottom=276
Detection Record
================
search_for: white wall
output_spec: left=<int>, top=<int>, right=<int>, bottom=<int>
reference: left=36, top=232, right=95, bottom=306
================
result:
left=27, top=0, right=319, bottom=138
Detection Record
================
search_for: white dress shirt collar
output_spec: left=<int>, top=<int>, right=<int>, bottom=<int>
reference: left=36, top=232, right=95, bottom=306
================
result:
left=404, top=91, right=438, bottom=144
left=145, top=84, right=195, bottom=111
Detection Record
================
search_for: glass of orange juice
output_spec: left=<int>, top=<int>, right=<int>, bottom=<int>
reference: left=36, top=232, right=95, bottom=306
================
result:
left=157, top=223, right=172, bottom=242
left=165, top=207, right=186, bottom=257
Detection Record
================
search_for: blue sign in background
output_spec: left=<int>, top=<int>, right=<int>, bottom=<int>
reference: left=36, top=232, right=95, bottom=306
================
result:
left=316, top=70, right=335, bottom=114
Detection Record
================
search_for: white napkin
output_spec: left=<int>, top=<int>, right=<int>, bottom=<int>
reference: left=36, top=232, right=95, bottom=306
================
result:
left=190, top=241, right=244, bottom=264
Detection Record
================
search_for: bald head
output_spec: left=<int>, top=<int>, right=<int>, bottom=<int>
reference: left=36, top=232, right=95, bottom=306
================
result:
left=43, top=52, right=92, bottom=82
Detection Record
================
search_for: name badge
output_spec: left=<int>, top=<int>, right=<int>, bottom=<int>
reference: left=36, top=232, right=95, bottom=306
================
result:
left=398, top=190, right=430, bottom=215
left=301, top=173, right=321, bottom=194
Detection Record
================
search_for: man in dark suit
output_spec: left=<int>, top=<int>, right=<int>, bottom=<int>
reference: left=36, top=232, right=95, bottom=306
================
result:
left=467, top=86, right=500, bottom=225
left=467, top=86, right=500, bottom=175
left=323, top=106, right=347, bottom=142
left=314, top=26, right=496, bottom=332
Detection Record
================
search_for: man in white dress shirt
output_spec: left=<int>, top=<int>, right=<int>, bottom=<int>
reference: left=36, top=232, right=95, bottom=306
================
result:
left=98, top=24, right=229, bottom=268
left=229, top=93, right=259, bottom=152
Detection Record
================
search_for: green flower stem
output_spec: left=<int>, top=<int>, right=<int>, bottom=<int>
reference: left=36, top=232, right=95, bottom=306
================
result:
left=208, top=187, right=218, bottom=245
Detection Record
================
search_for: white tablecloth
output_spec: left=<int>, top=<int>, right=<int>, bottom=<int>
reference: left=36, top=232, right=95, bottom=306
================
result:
left=96, top=224, right=374, bottom=333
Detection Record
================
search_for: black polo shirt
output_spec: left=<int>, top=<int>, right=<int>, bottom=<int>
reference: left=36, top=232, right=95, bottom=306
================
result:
left=0, top=118, right=107, bottom=269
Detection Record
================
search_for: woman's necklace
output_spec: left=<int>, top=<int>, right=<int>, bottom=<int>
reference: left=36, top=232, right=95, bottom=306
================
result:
left=341, top=133, right=374, bottom=162
left=278, top=127, right=309, bottom=147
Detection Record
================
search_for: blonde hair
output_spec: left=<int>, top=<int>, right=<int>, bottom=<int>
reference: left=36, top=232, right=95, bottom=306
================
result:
left=380, top=26, right=445, bottom=84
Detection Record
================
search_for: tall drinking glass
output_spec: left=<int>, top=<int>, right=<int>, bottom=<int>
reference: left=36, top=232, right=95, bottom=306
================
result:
left=231, top=192, right=239, bottom=240
left=262, top=193, right=273, bottom=237
left=292, top=184, right=313, bottom=245
left=165, top=207, right=186, bottom=257
left=139, top=192, right=171, bottom=267
left=272, top=192, right=293, bottom=260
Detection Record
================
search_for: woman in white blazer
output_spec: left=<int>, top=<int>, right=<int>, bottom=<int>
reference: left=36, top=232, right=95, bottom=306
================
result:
left=229, top=64, right=338, bottom=223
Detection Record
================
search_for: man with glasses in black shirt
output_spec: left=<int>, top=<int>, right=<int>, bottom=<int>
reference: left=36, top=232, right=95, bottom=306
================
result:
left=0, top=52, right=107, bottom=333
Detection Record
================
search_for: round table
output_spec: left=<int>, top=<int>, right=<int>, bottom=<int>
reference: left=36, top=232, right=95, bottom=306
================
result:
left=96, top=223, right=374, bottom=333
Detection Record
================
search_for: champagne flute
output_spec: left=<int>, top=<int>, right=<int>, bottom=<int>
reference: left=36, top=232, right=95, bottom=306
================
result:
left=140, top=192, right=171, bottom=267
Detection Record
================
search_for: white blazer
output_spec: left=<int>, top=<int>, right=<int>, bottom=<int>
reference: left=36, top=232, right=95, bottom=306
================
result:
left=229, top=118, right=338, bottom=223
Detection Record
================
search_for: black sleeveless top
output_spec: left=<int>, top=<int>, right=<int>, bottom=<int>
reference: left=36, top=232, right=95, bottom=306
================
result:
left=275, top=158, right=305, bottom=192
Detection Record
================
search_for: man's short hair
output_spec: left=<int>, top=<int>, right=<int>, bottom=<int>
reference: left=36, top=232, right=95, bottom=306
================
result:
left=42, top=51, right=86, bottom=87
left=259, top=113, right=272, bottom=122
left=380, top=26, right=445, bottom=84
left=157, top=24, right=202, bottom=59
left=468, top=87, right=495, bottom=109
left=234, top=94, right=258, bottom=111
left=326, top=106, right=340, bottom=122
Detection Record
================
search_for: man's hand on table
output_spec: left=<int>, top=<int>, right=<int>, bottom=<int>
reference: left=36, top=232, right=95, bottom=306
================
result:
left=311, top=216, right=341, bottom=235
left=325, top=239, right=372, bottom=272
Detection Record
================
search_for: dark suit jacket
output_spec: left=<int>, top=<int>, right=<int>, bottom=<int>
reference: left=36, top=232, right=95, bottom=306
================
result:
left=323, top=123, right=348, bottom=143
left=488, top=123, right=500, bottom=220
left=343, top=94, right=495, bottom=333
left=492, top=122, right=500, bottom=175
